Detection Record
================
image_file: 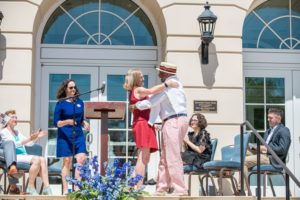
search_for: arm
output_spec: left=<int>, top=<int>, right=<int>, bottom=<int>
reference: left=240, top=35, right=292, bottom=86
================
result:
left=183, top=134, right=205, bottom=154
left=267, top=129, right=291, bottom=156
left=18, top=130, right=39, bottom=146
left=136, top=79, right=178, bottom=98
left=54, top=102, right=74, bottom=128
left=135, top=91, right=167, bottom=110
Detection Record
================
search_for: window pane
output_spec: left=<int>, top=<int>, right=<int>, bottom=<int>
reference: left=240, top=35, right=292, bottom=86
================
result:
left=266, top=78, right=285, bottom=103
left=49, top=74, right=68, bottom=100
left=42, top=0, right=156, bottom=45
left=107, top=75, right=126, bottom=101
left=72, top=74, right=91, bottom=101
left=254, top=0, right=289, bottom=23
left=243, top=13, right=265, bottom=48
left=246, top=105, right=265, bottom=130
left=245, top=77, right=264, bottom=103
left=48, top=129, right=57, bottom=157
left=243, top=0, right=300, bottom=50
left=48, top=102, right=57, bottom=128
left=109, top=130, right=127, bottom=157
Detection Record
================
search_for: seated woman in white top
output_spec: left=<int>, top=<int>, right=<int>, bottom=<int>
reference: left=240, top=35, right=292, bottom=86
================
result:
left=0, top=109, right=52, bottom=195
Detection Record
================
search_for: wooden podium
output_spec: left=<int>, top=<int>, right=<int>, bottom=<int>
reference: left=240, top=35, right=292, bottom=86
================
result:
left=84, top=102, right=125, bottom=175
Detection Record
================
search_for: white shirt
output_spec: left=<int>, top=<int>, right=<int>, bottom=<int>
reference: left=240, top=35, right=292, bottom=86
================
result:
left=0, top=127, right=33, bottom=154
left=266, top=125, right=278, bottom=144
left=136, top=76, right=187, bottom=125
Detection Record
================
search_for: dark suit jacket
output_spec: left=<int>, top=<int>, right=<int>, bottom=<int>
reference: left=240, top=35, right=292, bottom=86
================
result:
left=263, top=123, right=291, bottom=168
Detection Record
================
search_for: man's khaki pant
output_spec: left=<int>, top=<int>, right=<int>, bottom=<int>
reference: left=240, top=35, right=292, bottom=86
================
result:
left=239, top=150, right=270, bottom=191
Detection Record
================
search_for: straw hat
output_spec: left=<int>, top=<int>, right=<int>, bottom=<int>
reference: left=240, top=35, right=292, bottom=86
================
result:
left=156, top=62, right=177, bottom=74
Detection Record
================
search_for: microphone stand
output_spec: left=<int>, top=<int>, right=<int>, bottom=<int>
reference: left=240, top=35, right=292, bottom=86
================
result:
left=59, top=86, right=105, bottom=192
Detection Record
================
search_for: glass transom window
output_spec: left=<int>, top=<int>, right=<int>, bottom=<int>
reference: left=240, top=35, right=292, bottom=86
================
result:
left=42, top=0, right=157, bottom=46
left=243, top=0, right=300, bottom=49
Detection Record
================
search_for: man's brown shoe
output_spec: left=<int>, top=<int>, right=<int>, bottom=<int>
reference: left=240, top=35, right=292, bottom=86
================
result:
left=9, top=184, right=20, bottom=195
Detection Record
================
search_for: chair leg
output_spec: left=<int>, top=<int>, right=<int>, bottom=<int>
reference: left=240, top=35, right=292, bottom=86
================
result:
left=263, top=173, right=266, bottom=197
left=4, top=172, right=7, bottom=194
left=218, top=169, right=225, bottom=196
left=40, top=183, right=44, bottom=195
left=210, top=174, right=218, bottom=195
left=268, top=175, right=276, bottom=197
left=230, top=176, right=239, bottom=195
left=188, top=173, right=192, bottom=196
left=199, top=174, right=207, bottom=196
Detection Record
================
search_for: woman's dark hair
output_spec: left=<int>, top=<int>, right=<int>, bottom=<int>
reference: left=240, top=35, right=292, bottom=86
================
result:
left=189, top=113, right=207, bottom=129
left=56, top=79, right=80, bottom=100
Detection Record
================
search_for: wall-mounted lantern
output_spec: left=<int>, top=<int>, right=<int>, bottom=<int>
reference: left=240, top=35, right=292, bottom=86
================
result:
left=197, top=2, right=217, bottom=64
left=0, top=11, right=4, bottom=26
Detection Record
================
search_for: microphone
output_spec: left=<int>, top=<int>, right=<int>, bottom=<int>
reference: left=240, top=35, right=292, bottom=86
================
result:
left=99, top=81, right=106, bottom=94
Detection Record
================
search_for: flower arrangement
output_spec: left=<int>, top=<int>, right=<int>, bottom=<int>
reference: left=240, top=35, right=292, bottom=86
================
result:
left=66, top=156, right=146, bottom=200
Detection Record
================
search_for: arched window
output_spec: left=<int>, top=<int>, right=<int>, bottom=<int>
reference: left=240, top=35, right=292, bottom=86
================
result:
left=243, top=0, right=300, bottom=49
left=42, top=0, right=157, bottom=46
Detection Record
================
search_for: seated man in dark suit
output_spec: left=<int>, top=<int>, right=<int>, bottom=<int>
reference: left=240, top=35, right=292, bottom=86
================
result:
left=241, top=107, right=291, bottom=191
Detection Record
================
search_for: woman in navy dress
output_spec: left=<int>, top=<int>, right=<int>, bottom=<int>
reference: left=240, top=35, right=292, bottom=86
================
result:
left=54, top=79, right=90, bottom=194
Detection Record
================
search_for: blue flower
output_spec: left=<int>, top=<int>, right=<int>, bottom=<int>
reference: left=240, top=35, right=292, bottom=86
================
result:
left=66, top=157, right=145, bottom=200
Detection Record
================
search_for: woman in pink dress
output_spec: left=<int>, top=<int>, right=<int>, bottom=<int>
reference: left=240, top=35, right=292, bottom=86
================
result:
left=123, top=69, right=177, bottom=187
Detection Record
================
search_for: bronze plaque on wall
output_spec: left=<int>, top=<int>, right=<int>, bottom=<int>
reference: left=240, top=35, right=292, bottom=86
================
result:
left=194, top=100, right=217, bottom=113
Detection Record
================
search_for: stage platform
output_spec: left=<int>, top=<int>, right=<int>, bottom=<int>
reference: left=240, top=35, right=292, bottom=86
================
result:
left=0, top=195, right=299, bottom=200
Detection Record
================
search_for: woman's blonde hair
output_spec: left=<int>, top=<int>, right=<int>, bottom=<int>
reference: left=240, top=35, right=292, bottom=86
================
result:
left=123, top=69, right=142, bottom=91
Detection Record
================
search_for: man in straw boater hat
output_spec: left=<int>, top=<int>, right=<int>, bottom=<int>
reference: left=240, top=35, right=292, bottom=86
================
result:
left=132, top=62, right=188, bottom=196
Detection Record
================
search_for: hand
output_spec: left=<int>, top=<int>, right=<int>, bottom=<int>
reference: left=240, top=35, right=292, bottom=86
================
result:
left=260, top=145, right=267, bottom=153
left=30, top=130, right=39, bottom=141
left=165, top=80, right=179, bottom=88
left=38, top=130, right=48, bottom=138
left=83, top=121, right=90, bottom=131
left=199, top=144, right=206, bottom=153
left=129, top=104, right=136, bottom=112
left=154, top=124, right=161, bottom=132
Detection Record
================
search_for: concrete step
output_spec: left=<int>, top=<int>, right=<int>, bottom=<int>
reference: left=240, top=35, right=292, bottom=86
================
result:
left=0, top=195, right=299, bottom=200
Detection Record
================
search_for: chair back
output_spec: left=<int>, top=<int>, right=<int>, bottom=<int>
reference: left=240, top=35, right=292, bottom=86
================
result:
left=221, top=145, right=235, bottom=161
left=232, top=132, right=251, bottom=162
left=210, top=138, right=218, bottom=161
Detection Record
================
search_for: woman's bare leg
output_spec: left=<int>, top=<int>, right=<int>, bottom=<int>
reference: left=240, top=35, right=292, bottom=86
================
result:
left=39, top=157, right=50, bottom=187
left=61, top=157, right=72, bottom=193
left=135, top=148, right=150, bottom=188
left=28, top=156, right=41, bottom=188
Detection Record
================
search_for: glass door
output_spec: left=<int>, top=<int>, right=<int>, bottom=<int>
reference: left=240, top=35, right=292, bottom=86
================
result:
left=41, top=66, right=99, bottom=158
left=244, top=69, right=293, bottom=196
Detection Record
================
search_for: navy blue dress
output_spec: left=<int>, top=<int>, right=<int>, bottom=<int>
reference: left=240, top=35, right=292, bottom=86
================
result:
left=54, top=99, right=86, bottom=157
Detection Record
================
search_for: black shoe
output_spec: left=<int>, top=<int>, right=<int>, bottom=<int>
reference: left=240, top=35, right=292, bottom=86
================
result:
left=144, top=178, right=156, bottom=185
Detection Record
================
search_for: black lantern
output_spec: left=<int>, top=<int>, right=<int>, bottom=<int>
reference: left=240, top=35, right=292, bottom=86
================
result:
left=197, top=2, right=217, bottom=64
left=0, top=11, right=3, bottom=26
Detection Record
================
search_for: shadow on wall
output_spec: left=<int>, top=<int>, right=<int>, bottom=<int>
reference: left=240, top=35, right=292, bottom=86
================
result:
left=0, top=33, right=6, bottom=80
left=198, top=43, right=218, bottom=89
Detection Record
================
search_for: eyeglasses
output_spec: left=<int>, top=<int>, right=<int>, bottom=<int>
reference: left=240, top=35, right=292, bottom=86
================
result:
left=10, top=116, right=18, bottom=119
left=191, top=119, right=198, bottom=122
left=68, top=86, right=76, bottom=90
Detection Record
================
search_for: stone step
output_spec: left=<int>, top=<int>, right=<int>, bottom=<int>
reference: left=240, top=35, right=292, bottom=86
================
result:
left=0, top=195, right=299, bottom=200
